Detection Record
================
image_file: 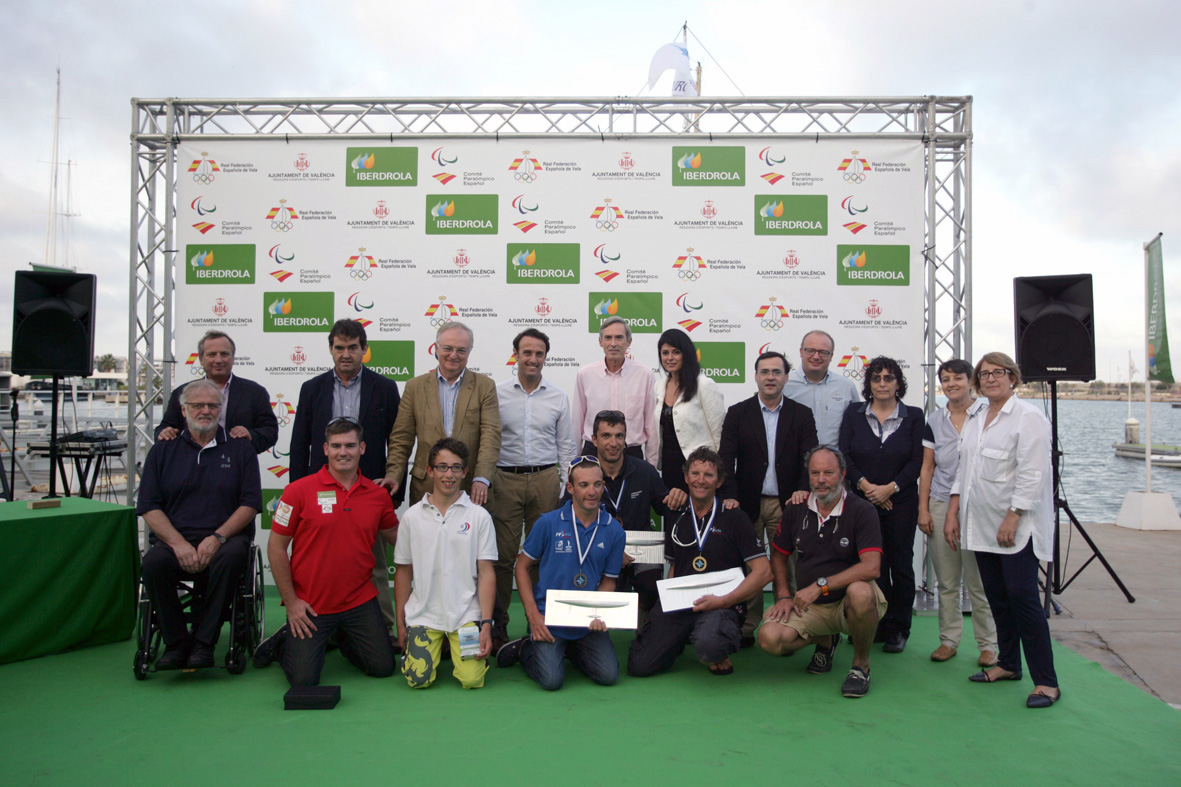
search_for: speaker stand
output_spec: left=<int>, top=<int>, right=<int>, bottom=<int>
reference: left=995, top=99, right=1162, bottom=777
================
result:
left=46, top=375, right=62, bottom=499
left=1045, top=380, right=1135, bottom=610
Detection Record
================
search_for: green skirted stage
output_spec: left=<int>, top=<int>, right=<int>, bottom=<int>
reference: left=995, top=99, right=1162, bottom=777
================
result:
left=1, top=590, right=1177, bottom=785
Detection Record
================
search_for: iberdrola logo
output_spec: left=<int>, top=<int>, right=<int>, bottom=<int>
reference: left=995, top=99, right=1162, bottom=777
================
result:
left=269, top=297, right=292, bottom=315
left=185, top=243, right=255, bottom=285
left=671, top=146, right=745, bottom=187
left=760, top=200, right=784, bottom=218
left=507, top=243, right=579, bottom=285
left=345, top=147, right=418, bottom=187
left=425, top=194, right=498, bottom=235
left=263, top=291, right=334, bottom=332
left=754, top=195, right=827, bottom=236
left=586, top=292, right=662, bottom=333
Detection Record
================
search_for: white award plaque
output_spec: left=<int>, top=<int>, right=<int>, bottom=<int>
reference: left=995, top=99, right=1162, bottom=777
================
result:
left=544, top=590, right=639, bottom=629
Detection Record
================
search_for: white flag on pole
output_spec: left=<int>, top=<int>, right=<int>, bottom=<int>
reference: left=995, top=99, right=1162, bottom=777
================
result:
left=648, top=42, right=697, bottom=97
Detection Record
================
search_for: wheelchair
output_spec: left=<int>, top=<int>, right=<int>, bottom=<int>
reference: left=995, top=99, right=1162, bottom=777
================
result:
left=132, top=542, right=265, bottom=679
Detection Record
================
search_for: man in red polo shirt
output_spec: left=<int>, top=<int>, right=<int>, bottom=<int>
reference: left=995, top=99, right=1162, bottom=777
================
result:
left=254, top=418, right=399, bottom=686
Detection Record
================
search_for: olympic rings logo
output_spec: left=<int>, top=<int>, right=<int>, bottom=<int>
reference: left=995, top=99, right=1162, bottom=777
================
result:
left=429, top=317, right=449, bottom=328
left=843, top=172, right=866, bottom=184
left=678, top=270, right=701, bottom=281
left=595, top=220, right=619, bottom=232
left=761, top=319, right=783, bottom=331
left=514, top=172, right=537, bottom=183
left=276, top=415, right=291, bottom=427
left=844, top=369, right=864, bottom=380
left=350, top=269, right=373, bottom=281
left=193, top=174, right=215, bottom=185
left=271, top=221, right=293, bottom=232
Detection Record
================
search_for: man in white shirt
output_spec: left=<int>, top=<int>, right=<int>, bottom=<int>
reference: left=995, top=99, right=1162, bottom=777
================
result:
left=488, top=329, right=576, bottom=650
left=784, top=330, right=861, bottom=447
left=394, top=438, right=497, bottom=689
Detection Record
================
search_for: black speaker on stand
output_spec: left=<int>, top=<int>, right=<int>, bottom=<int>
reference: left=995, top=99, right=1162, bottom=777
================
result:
left=11, top=271, right=97, bottom=498
left=1013, top=274, right=1134, bottom=609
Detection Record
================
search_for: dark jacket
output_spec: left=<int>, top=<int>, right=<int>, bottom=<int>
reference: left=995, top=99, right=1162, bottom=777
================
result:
left=838, top=401, right=924, bottom=504
left=288, top=367, right=401, bottom=490
left=562, top=455, right=676, bottom=532
left=156, top=375, right=279, bottom=454
left=718, top=394, right=819, bottom=522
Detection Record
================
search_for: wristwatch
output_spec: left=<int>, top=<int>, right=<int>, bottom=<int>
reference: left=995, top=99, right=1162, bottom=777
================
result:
left=478, top=619, right=494, bottom=628
left=817, top=577, right=830, bottom=596
left=213, top=533, right=227, bottom=545
left=1008, top=507, right=1025, bottom=517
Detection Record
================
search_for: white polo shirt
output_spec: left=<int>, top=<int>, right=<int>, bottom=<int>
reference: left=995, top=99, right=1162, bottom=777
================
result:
left=394, top=491, right=497, bottom=633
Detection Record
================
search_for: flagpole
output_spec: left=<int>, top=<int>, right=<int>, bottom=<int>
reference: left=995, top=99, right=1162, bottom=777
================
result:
left=1144, top=238, right=1153, bottom=493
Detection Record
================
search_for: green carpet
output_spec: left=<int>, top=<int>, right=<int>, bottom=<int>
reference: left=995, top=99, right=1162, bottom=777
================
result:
left=2, top=591, right=1177, bottom=785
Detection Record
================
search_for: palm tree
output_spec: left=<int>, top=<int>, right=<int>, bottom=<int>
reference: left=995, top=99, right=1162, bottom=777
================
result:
left=97, top=354, right=116, bottom=373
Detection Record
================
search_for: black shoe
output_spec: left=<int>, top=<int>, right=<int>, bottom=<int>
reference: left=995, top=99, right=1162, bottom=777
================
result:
left=156, top=643, right=191, bottom=671
left=1026, top=687, right=1061, bottom=708
left=496, top=637, right=528, bottom=668
left=389, top=633, right=402, bottom=656
left=841, top=665, right=871, bottom=698
left=739, top=635, right=756, bottom=650
left=807, top=634, right=841, bottom=674
left=883, top=632, right=908, bottom=653
left=187, top=642, right=215, bottom=669
left=253, top=624, right=288, bottom=669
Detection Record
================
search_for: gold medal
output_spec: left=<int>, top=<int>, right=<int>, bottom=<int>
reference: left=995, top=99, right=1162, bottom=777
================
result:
left=692, top=555, right=708, bottom=572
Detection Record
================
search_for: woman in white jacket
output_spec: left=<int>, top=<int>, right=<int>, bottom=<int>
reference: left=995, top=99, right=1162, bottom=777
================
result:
left=653, top=329, right=725, bottom=495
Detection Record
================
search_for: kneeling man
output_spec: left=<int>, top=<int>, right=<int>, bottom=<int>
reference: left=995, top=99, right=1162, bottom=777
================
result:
left=628, top=447, right=771, bottom=677
left=758, top=446, right=886, bottom=698
left=395, top=438, right=497, bottom=689
left=496, top=456, right=625, bottom=690
left=254, top=418, right=398, bottom=686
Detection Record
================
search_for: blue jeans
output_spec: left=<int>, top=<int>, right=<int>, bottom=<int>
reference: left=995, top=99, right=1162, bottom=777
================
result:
left=280, top=597, right=395, bottom=687
left=520, top=630, right=618, bottom=691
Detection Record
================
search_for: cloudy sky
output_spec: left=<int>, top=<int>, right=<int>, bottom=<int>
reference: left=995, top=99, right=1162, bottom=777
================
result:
left=3, top=0, right=1178, bottom=383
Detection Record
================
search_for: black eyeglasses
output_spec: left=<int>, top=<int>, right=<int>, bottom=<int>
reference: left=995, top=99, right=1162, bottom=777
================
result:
left=871, top=375, right=897, bottom=383
left=802, top=348, right=833, bottom=358
left=431, top=464, right=466, bottom=474
left=977, top=369, right=1011, bottom=381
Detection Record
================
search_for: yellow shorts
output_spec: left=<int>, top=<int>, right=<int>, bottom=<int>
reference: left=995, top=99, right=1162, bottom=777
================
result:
left=401, top=623, right=488, bottom=690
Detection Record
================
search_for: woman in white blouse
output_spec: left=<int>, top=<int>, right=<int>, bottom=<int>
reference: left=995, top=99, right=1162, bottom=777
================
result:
left=652, top=329, right=725, bottom=495
left=946, top=352, right=1060, bottom=708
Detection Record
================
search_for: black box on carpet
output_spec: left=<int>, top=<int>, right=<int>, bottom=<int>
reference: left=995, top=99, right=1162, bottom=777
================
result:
left=284, top=685, right=340, bottom=710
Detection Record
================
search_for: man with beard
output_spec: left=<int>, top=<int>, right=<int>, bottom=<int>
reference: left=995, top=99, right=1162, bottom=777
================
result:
left=757, top=446, right=886, bottom=698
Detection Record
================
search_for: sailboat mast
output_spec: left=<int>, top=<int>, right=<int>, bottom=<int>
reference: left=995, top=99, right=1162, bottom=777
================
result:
left=43, top=67, right=61, bottom=267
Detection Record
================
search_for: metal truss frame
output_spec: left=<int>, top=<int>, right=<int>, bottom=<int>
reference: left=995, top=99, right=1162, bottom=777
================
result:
left=128, top=96, right=971, bottom=501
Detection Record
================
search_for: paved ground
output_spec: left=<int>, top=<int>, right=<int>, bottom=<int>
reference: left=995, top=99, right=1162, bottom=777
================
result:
left=1047, top=521, right=1181, bottom=709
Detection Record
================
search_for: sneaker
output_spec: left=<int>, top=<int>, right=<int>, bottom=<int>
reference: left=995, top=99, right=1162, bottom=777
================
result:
left=841, top=665, right=871, bottom=698
left=253, top=624, right=289, bottom=669
left=186, top=642, right=215, bottom=669
left=806, top=633, right=841, bottom=674
left=496, top=637, right=528, bottom=669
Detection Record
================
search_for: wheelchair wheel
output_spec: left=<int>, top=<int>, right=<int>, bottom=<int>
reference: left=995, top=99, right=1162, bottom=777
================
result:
left=134, top=649, right=151, bottom=680
left=225, top=646, right=246, bottom=675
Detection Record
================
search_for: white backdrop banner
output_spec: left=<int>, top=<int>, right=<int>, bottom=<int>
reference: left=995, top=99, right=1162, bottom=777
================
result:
left=175, top=138, right=925, bottom=564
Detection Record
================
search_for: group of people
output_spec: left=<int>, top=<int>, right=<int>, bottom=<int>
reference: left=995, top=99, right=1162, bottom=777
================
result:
left=136, top=319, right=1060, bottom=707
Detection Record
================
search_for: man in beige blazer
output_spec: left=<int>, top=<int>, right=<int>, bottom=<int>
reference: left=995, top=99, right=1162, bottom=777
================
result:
left=382, top=321, right=501, bottom=506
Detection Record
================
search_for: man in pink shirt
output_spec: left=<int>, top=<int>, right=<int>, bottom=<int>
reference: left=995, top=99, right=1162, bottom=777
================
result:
left=572, top=316, right=658, bottom=465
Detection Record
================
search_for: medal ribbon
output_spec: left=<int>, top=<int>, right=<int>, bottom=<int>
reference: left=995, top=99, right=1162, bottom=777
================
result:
left=573, top=515, right=602, bottom=573
left=603, top=478, right=627, bottom=517
left=693, top=498, right=718, bottom=554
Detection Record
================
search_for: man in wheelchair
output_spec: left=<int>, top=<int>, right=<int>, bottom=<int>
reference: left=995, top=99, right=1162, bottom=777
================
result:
left=136, top=379, right=262, bottom=670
